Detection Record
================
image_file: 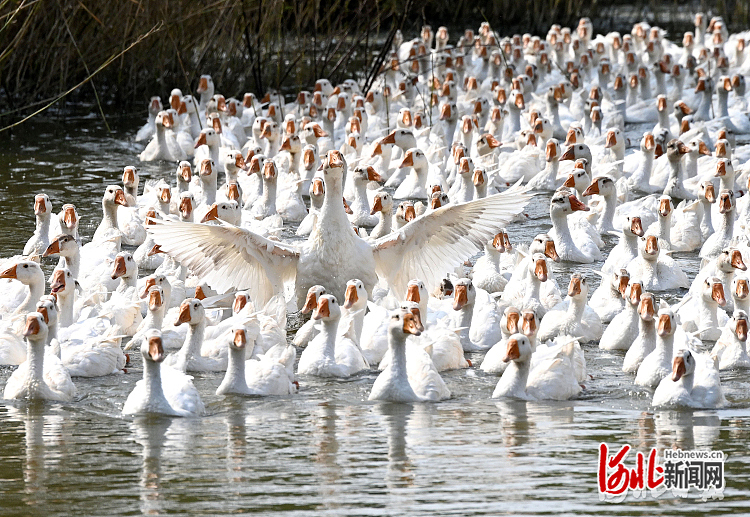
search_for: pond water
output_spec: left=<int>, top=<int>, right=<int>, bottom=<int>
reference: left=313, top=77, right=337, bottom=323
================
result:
left=0, top=107, right=749, bottom=515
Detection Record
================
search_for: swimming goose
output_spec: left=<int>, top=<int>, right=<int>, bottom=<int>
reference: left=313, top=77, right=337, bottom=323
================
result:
left=548, top=189, right=602, bottom=263
left=623, top=292, right=658, bottom=373
left=136, top=97, right=162, bottom=142
left=3, top=313, right=75, bottom=402
left=582, top=176, right=617, bottom=233
left=480, top=306, right=524, bottom=375
left=599, top=281, right=643, bottom=351
left=369, top=309, right=449, bottom=402
left=216, top=326, right=297, bottom=396
left=652, top=349, right=725, bottom=408
left=164, top=299, right=225, bottom=372
left=347, top=166, right=381, bottom=227
left=0, top=260, right=46, bottom=318
left=471, top=233, right=510, bottom=294
left=700, top=189, right=736, bottom=261
left=122, top=330, right=204, bottom=417
left=450, top=277, right=502, bottom=351
left=297, top=294, right=369, bottom=377
left=690, top=248, right=746, bottom=313
left=23, top=194, right=52, bottom=257
left=601, top=216, right=644, bottom=274
left=366, top=191, right=394, bottom=241
left=590, top=268, right=629, bottom=323
left=635, top=301, right=679, bottom=388
left=711, top=310, right=750, bottom=370
left=93, top=185, right=129, bottom=244
left=526, top=138, right=562, bottom=191
left=148, top=150, right=532, bottom=309
left=491, top=333, right=581, bottom=401
left=538, top=274, right=602, bottom=343
left=680, top=276, right=729, bottom=341
left=627, top=235, right=689, bottom=291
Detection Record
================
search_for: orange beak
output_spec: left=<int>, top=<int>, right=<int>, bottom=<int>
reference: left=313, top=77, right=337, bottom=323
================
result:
left=370, top=195, right=383, bottom=215
left=503, top=338, right=520, bottom=362
left=43, top=239, right=60, bottom=257
left=568, top=276, right=582, bottom=296
left=175, top=302, right=192, bottom=326
left=630, top=217, right=644, bottom=237
left=179, top=197, right=193, bottom=218
left=712, top=282, right=726, bottom=306
left=736, top=279, right=749, bottom=300
left=506, top=311, right=520, bottom=333
left=313, top=297, right=330, bottom=320
left=453, top=284, right=468, bottom=310
left=657, top=313, right=672, bottom=336
left=148, top=288, right=163, bottom=312
left=645, top=235, right=659, bottom=256
left=233, top=295, right=248, bottom=314
left=399, top=151, right=414, bottom=168
left=406, top=283, right=421, bottom=304
left=736, top=318, right=748, bottom=342
left=111, top=255, right=127, bottom=280
left=732, top=250, right=747, bottom=271
left=343, top=284, right=358, bottom=309
left=605, top=130, right=617, bottom=148
left=569, top=195, right=589, bottom=211
left=535, top=259, right=548, bottom=282
left=366, top=166, right=381, bottom=182
left=23, top=315, right=41, bottom=338
left=582, top=180, right=600, bottom=197
left=194, top=132, right=207, bottom=149
left=671, top=356, right=686, bottom=381
left=201, top=204, right=219, bottom=223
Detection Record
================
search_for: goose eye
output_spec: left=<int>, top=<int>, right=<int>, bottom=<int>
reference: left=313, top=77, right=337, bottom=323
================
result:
left=194, top=303, right=199, bottom=308
left=23, top=264, right=28, bottom=268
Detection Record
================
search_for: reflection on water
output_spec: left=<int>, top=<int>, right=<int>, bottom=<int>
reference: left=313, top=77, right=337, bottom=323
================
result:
left=0, top=111, right=749, bottom=515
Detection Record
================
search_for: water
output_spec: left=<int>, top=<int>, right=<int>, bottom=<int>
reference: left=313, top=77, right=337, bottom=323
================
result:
left=0, top=106, right=749, bottom=515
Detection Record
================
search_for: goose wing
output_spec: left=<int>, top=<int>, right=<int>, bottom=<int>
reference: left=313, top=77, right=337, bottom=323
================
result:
left=147, top=219, right=298, bottom=307
left=371, top=180, right=533, bottom=296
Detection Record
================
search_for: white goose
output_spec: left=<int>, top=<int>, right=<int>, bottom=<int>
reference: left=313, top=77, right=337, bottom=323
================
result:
left=538, top=274, right=602, bottom=343
left=623, top=292, right=658, bottom=373
left=122, top=330, right=204, bottom=417
left=599, top=281, right=643, bottom=351
left=369, top=309, right=450, bottom=402
left=3, top=313, right=75, bottom=402
left=652, top=349, right=726, bottom=408
left=711, top=310, right=750, bottom=370
left=679, top=276, right=729, bottom=341
left=626, top=235, right=689, bottom=291
left=216, top=326, right=297, bottom=396
left=23, top=194, right=52, bottom=257
left=164, top=299, right=225, bottom=372
left=491, top=333, right=581, bottom=401
left=148, top=150, right=532, bottom=310
left=548, top=189, right=602, bottom=263
left=589, top=268, right=629, bottom=323
left=635, top=301, right=680, bottom=388
left=297, top=294, right=369, bottom=378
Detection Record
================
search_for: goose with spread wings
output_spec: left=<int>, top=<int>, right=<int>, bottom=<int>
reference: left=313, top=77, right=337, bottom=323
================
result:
left=147, top=150, right=533, bottom=309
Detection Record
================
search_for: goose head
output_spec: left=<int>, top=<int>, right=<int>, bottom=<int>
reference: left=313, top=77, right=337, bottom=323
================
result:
left=452, top=278, right=476, bottom=311
left=247, top=153, right=266, bottom=177
left=148, top=96, right=163, bottom=117
left=686, top=138, right=711, bottom=159
left=145, top=285, right=164, bottom=313
left=36, top=295, right=58, bottom=328
left=57, top=204, right=79, bottom=233
left=503, top=333, right=533, bottom=363
left=389, top=308, right=422, bottom=339
left=582, top=175, right=615, bottom=198
left=153, top=182, right=171, bottom=208
left=140, top=272, right=169, bottom=299
left=457, top=156, right=474, bottom=178
left=382, top=129, right=417, bottom=152
left=561, top=142, right=591, bottom=166
left=430, top=190, right=450, bottom=210
left=199, top=158, right=216, bottom=181
left=550, top=188, right=589, bottom=217
left=49, top=267, right=75, bottom=298
left=194, top=128, right=219, bottom=149
left=717, top=248, right=747, bottom=273
left=43, top=234, right=77, bottom=259
left=111, top=252, right=136, bottom=281
left=730, top=310, right=748, bottom=342
left=623, top=215, right=644, bottom=237
left=261, top=120, right=280, bottom=142
left=312, top=294, right=341, bottom=322
left=175, top=192, right=194, bottom=222
left=604, top=128, right=625, bottom=153
left=567, top=273, right=589, bottom=299
left=395, top=202, right=416, bottom=227
left=405, top=279, right=428, bottom=309
left=223, top=150, right=246, bottom=175
left=564, top=125, right=584, bottom=147
left=302, top=285, right=326, bottom=315
left=673, top=100, right=692, bottom=121
left=639, top=235, right=660, bottom=261
left=702, top=276, right=726, bottom=307
left=718, top=189, right=734, bottom=214
left=314, top=78, right=334, bottom=97
left=33, top=193, right=52, bottom=218
left=714, top=158, right=733, bottom=182
left=343, top=278, right=367, bottom=311
left=671, top=349, right=696, bottom=381
left=658, top=196, right=673, bottom=218
left=301, top=144, right=319, bottom=173
left=476, top=133, right=501, bottom=156
left=142, top=329, right=165, bottom=363
left=716, top=130, right=735, bottom=154
left=529, top=233, right=559, bottom=262
left=399, top=301, right=425, bottom=333
left=520, top=310, right=538, bottom=338
left=697, top=181, right=716, bottom=205
left=545, top=138, right=560, bottom=162
left=638, top=292, right=656, bottom=322
left=625, top=278, right=643, bottom=305
left=23, top=312, right=48, bottom=343
left=103, top=185, right=128, bottom=209
left=502, top=306, right=521, bottom=336
left=230, top=291, right=252, bottom=315
left=1, top=260, right=44, bottom=286
left=201, top=201, right=240, bottom=224
left=262, top=160, right=278, bottom=184
left=733, top=275, right=749, bottom=305
left=369, top=191, right=392, bottom=216
left=176, top=161, right=192, bottom=185
left=175, top=298, right=205, bottom=326
left=612, top=268, right=630, bottom=296
left=526, top=251, right=548, bottom=281
left=228, top=326, right=249, bottom=352
left=352, top=165, right=382, bottom=186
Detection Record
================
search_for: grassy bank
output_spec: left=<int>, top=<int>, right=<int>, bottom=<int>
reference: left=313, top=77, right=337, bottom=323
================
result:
left=0, top=0, right=744, bottom=122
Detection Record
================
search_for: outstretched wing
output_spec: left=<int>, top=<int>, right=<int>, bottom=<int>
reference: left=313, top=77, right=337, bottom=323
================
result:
left=372, top=180, right=533, bottom=297
left=147, top=219, right=298, bottom=307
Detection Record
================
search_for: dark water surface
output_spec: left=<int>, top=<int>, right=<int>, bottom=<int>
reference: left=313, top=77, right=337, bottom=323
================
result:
left=0, top=107, right=749, bottom=515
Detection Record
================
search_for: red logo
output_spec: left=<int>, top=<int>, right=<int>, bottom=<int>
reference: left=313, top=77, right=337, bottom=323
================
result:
left=598, top=443, right=664, bottom=500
